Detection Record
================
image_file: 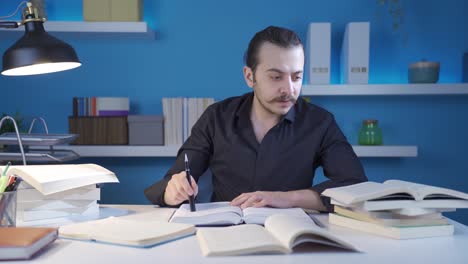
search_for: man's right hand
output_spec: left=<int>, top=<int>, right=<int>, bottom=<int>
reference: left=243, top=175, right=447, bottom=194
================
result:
left=164, top=171, right=199, bottom=206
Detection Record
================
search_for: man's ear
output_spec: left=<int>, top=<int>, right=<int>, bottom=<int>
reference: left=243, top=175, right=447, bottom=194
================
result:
left=243, top=66, right=254, bottom=88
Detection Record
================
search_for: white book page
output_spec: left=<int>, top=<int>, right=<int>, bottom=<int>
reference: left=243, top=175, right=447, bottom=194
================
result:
left=242, top=207, right=308, bottom=225
left=265, top=214, right=357, bottom=251
left=170, top=202, right=243, bottom=225
left=322, top=181, right=408, bottom=205
left=384, top=180, right=468, bottom=200
left=196, top=225, right=288, bottom=256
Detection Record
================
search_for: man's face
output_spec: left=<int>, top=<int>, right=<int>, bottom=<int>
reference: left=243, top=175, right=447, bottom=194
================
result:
left=244, top=42, right=304, bottom=116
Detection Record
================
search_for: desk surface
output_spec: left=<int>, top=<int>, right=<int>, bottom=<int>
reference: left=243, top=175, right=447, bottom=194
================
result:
left=7, top=205, right=468, bottom=264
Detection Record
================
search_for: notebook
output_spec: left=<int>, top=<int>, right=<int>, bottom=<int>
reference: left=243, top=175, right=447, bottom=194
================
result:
left=197, top=214, right=358, bottom=256
left=59, top=216, right=196, bottom=247
left=170, top=202, right=309, bottom=226
left=0, top=227, right=58, bottom=260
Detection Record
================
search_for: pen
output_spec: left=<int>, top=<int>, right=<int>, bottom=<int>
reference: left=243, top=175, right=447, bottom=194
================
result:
left=2, top=161, right=11, bottom=176
left=185, top=153, right=196, bottom=212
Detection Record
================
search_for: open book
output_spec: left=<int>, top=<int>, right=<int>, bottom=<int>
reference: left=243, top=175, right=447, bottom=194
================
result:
left=197, top=214, right=358, bottom=256
left=170, top=202, right=309, bottom=226
left=322, top=180, right=468, bottom=211
left=0, top=164, right=119, bottom=195
left=59, top=216, right=196, bottom=247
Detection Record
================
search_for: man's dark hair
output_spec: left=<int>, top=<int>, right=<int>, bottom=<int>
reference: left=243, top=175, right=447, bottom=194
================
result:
left=244, top=26, right=303, bottom=74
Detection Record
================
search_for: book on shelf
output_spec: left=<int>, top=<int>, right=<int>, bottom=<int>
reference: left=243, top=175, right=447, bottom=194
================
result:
left=169, top=201, right=309, bottom=226
left=197, top=214, right=358, bottom=256
left=322, top=180, right=468, bottom=211
left=162, top=97, right=215, bottom=145
left=328, top=213, right=454, bottom=240
left=72, top=97, right=129, bottom=117
left=0, top=227, right=58, bottom=260
left=59, top=216, right=196, bottom=248
left=0, top=163, right=119, bottom=195
left=334, top=205, right=449, bottom=227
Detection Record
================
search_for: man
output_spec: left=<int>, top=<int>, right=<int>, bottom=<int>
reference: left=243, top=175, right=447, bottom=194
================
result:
left=145, top=26, right=367, bottom=211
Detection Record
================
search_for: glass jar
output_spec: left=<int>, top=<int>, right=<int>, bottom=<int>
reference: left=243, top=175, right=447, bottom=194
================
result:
left=359, top=119, right=383, bottom=145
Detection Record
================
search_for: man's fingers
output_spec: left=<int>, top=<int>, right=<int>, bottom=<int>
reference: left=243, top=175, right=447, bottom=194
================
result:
left=176, top=173, right=194, bottom=196
left=253, top=199, right=268, bottom=208
left=231, top=193, right=249, bottom=206
left=240, top=194, right=261, bottom=209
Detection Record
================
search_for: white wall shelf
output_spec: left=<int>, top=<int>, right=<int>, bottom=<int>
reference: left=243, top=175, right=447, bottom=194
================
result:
left=352, top=145, right=418, bottom=157
left=0, top=21, right=154, bottom=38
left=31, top=145, right=417, bottom=158
left=302, top=83, right=468, bottom=96
left=32, top=145, right=179, bottom=157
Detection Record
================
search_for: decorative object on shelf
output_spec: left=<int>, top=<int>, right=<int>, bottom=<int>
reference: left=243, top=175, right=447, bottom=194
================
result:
left=359, top=119, right=383, bottom=146
left=0, top=1, right=81, bottom=76
left=128, top=115, right=164, bottom=146
left=408, top=60, right=440, bottom=83
left=83, top=0, right=143, bottom=22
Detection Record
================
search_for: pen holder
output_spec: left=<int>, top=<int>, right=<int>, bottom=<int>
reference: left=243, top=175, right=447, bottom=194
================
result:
left=0, top=191, right=17, bottom=227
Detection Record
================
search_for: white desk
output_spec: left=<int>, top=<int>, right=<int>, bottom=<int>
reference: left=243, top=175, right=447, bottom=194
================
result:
left=7, top=205, right=468, bottom=264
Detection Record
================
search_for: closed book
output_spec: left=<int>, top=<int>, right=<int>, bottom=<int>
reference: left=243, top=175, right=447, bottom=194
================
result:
left=328, top=213, right=454, bottom=239
left=96, top=97, right=129, bottom=112
left=340, top=22, right=370, bottom=84
left=59, top=216, right=195, bottom=247
left=18, top=185, right=100, bottom=202
left=0, top=227, right=58, bottom=260
left=334, top=206, right=449, bottom=227
left=307, top=23, right=331, bottom=84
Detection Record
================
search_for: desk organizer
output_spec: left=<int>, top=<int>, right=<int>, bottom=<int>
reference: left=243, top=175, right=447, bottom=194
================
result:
left=0, top=116, right=79, bottom=164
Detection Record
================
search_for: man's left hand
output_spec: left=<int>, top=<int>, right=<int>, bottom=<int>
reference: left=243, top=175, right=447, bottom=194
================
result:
left=230, top=191, right=292, bottom=209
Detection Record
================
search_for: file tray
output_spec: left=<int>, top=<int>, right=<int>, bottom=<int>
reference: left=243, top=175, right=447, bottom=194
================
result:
left=0, top=149, right=79, bottom=163
left=0, top=133, right=78, bottom=146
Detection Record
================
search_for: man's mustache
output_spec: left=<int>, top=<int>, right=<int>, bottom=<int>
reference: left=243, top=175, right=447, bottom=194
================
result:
left=269, top=95, right=296, bottom=103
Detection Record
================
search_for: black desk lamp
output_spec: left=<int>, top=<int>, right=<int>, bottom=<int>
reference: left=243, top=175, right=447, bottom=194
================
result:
left=0, top=1, right=81, bottom=76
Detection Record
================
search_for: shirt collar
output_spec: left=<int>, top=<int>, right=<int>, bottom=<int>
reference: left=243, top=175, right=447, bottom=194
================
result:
left=235, top=92, right=296, bottom=123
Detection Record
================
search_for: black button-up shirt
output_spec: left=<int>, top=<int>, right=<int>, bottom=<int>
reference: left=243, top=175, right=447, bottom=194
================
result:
left=144, top=92, right=367, bottom=211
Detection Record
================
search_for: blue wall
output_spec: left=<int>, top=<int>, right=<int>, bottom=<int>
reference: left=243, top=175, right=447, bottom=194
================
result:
left=1, top=0, right=468, bottom=224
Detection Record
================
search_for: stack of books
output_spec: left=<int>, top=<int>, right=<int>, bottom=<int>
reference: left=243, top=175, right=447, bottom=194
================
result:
left=72, top=97, right=130, bottom=117
left=322, top=180, right=468, bottom=239
left=162, top=97, right=215, bottom=145
left=16, top=184, right=100, bottom=226
left=0, top=163, right=119, bottom=226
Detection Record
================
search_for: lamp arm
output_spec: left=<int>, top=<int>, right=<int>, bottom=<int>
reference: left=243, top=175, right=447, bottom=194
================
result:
left=0, top=21, right=20, bottom=29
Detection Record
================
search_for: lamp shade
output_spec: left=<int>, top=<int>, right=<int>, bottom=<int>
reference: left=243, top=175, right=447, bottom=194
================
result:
left=2, top=20, right=81, bottom=76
